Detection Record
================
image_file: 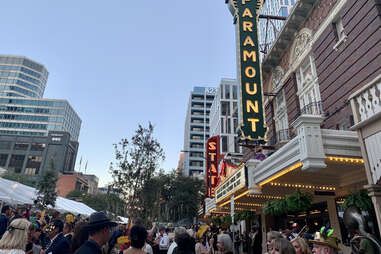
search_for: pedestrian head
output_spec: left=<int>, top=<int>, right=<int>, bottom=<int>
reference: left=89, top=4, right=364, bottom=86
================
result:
left=271, top=238, right=296, bottom=254
left=86, top=211, right=117, bottom=246
left=159, top=226, right=166, bottom=235
left=71, top=222, right=89, bottom=253
left=217, top=234, right=233, bottom=254
left=0, top=218, right=30, bottom=250
left=1, top=205, right=10, bottom=217
left=291, top=238, right=311, bottom=254
left=174, top=227, right=187, bottom=239
left=63, top=222, right=73, bottom=235
left=267, top=231, right=282, bottom=251
left=130, top=225, right=148, bottom=249
left=175, top=232, right=193, bottom=253
left=46, top=219, right=64, bottom=239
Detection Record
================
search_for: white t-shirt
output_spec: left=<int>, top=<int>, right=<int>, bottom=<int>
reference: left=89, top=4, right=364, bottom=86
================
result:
left=167, top=242, right=177, bottom=254
left=144, top=243, right=153, bottom=254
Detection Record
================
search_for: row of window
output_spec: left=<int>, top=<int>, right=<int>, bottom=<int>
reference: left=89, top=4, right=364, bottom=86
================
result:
left=0, top=130, right=46, bottom=136
left=220, top=84, right=238, bottom=100
left=0, top=121, right=49, bottom=130
left=0, top=71, right=43, bottom=88
left=0, top=113, right=64, bottom=123
left=0, top=85, right=39, bottom=98
left=0, top=141, right=46, bottom=151
left=0, top=105, right=65, bottom=115
left=0, top=153, right=42, bottom=175
left=0, top=57, right=47, bottom=77
left=0, top=97, right=66, bottom=107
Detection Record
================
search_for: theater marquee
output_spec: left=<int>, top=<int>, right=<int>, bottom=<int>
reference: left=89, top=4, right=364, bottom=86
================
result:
left=205, top=136, right=220, bottom=198
left=237, top=0, right=267, bottom=143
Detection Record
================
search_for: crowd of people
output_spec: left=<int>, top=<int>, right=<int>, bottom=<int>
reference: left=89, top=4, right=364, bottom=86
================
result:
left=0, top=204, right=374, bottom=254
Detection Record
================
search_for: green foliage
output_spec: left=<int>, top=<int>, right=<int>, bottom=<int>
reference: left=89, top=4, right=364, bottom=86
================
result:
left=343, top=189, right=373, bottom=213
left=66, top=190, right=126, bottom=217
left=140, top=170, right=205, bottom=223
left=1, top=171, right=36, bottom=187
left=234, top=211, right=257, bottom=222
left=285, top=189, right=312, bottom=212
left=110, top=123, right=165, bottom=221
left=35, top=160, right=58, bottom=209
left=263, top=190, right=312, bottom=216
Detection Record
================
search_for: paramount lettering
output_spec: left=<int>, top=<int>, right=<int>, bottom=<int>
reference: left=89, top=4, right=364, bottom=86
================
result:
left=243, top=50, right=256, bottom=62
left=237, top=0, right=267, bottom=142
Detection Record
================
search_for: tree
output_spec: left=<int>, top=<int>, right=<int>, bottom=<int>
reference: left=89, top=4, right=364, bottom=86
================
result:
left=110, top=123, right=165, bottom=221
left=66, top=190, right=127, bottom=218
left=35, top=160, right=58, bottom=209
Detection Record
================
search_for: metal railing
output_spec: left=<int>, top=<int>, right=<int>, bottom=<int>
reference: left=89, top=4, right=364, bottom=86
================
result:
left=301, top=101, right=323, bottom=115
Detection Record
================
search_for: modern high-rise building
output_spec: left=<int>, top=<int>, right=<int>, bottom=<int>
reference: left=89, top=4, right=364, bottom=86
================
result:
left=0, top=55, right=81, bottom=176
left=183, top=87, right=216, bottom=177
left=259, top=0, right=298, bottom=55
left=209, top=79, right=241, bottom=156
left=0, top=55, right=81, bottom=141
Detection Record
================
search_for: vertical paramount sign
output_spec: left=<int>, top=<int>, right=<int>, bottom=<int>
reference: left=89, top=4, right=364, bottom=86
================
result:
left=237, top=0, right=267, bottom=143
left=205, top=136, right=220, bottom=198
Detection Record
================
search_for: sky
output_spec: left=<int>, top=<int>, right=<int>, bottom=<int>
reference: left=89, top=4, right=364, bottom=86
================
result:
left=1, top=1, right=237, bottom=186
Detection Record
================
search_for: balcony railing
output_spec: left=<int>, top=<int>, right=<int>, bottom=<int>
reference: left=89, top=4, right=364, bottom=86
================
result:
left=301, top=101, right=323, bottom=115
left=269, top=129, right=290, bottom=146
left=349, top=76, right=381, bottom=125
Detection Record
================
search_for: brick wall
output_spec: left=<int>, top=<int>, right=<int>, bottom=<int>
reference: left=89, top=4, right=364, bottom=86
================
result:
left=314, top=0, right=381, bottom=129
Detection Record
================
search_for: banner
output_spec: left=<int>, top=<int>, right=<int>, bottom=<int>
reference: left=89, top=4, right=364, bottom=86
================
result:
left=237, top=0, right=267, bottom=143
left=205, top=136, right=220, bottom=198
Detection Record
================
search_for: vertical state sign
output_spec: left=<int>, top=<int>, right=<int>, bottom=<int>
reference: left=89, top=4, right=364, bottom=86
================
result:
left=237, top=0, right=267, bottom=143
left=205, top=136, right=220, bottom=198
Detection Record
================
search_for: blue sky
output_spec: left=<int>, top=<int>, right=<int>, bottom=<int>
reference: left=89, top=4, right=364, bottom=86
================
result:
left=1, top=1, right=237, bottom=186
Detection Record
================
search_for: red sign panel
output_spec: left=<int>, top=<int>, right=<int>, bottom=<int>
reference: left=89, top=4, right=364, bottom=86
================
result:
left=205, top=136, right=220, bottom=198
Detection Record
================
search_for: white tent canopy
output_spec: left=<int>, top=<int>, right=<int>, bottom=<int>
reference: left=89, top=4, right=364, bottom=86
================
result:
left=0, top=177, right=96, bottom=216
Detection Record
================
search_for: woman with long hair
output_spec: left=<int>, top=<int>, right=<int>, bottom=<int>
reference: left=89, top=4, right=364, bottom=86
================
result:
left=70, top=222, right=89, bottom=254
left=290, top=238, right=311, bottom=254
left=0, top=218, right=31, bottom=254
left=270, top=238, right=296, bottom=254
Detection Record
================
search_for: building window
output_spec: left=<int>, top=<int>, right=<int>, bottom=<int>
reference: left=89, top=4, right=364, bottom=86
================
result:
left=0, top=154, right=8, bottom=167
left=232, top=85, right=238, bottom=99
left=14, top=143, right=29, bottom=151
left=274, top=90, right=289, bottom=143
left=296, top=55, right=323, bottom=115
left=280, top=7, right=288, bottom=17
left=221, top=101, right=230, bottom=116
left=0, top=141, right=12, bottom=150
left=8, top=155, right=25, bottom=173
left=333, top=17, right=345, bottom=41
left=31, top=143, right=46, bottom=151
left=222, top=136, right=228, bottom=153
left=25, top=156, right=42, bottom=175
left=234, top=137, right=240, bottom=153
left=227, top=118, right=231, bottom=134
left=232, top=102, right=238, bottom=117
left=225, top=84, right=230, bottom=99
left=233, top=118, right=238, bottom=134
left=221, top=118, right=225, bottom=134
left=190, top=152, right=203, bottom=157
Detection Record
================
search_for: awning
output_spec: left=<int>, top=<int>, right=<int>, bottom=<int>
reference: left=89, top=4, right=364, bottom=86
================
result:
left=0, top=177, right=96, bottom=216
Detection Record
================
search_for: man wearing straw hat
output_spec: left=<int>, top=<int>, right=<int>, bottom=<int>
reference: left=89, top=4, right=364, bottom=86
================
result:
left=309, top=227, right=340, bottom=254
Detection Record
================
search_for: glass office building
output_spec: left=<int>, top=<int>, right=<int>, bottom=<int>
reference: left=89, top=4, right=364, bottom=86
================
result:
left=0, top=55, right=81, bottom=141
